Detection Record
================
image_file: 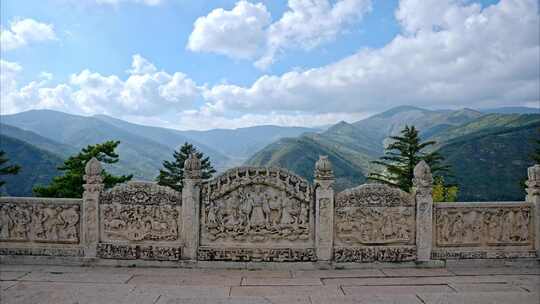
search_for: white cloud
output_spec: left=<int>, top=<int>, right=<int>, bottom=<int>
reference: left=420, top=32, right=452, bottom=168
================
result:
left=256, top=0, right=372, bottom=69
left=0, top=18, right=57, bottom=51
left=187, top=0, right=372, bottom=68
left=187, top=1, right=271, bottom=59
left=64, top=0, right=165, bottom=6
left=2, top=0, right=539, bottom=130
left=204, top=0, right=540, bottom=113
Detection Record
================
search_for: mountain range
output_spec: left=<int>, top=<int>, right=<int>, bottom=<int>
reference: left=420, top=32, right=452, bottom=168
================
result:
left=0, top=106, right=538, bottom=200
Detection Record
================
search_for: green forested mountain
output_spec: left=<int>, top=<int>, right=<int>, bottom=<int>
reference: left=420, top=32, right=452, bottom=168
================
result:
left=0, top=135, right=63, bottom=197
left=247, top=107, right=540, bottom=201
left=439, top=124, right=539, bottom=201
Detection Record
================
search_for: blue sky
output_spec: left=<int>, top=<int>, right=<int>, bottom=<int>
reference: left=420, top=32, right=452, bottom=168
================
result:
left=1, top=0, right=538, bottom=130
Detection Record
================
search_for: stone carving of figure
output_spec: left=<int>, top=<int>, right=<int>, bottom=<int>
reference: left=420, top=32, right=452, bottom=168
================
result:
left=299, top=202, right=309, bottom=225
left=500, top=210, right=513, bottom=242
left=59, top=205, right=80, bottom=241
left=381, top=213, right=394, bottom=240
left=207, top=202, right=218, bottom=228
left=0, top=205, right=13, bottom=239
left=516, top=210, right=529, bottom=242
left=250, top=188, right=267, bottom=229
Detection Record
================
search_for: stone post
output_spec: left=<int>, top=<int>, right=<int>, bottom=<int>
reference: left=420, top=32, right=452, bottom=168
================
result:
left=182, top=153, right=202, bottom=261
left=82, top=157, right=104, bottom=258
left=314, top=155, right=335, bottom=262
left=526, top=164, right=540, bottom=259
left=413, top=160, right=434, bottom=263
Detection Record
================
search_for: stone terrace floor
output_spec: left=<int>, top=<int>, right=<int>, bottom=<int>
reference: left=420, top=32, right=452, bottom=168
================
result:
left=0, top=263, right=539, bottom=304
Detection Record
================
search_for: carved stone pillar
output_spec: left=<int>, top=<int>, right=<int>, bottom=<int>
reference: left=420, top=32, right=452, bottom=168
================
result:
left=526, top=164, right=540, bottom=259
left=182, top=153, right=202, bottom=261
left=413, top=160, right=433, bottom=262
left=314, top=156, right=335, bottom=262
left=82, top=157, right=104, bottom=258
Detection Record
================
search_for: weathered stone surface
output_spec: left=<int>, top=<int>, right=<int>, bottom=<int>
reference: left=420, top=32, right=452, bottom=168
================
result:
left=310, top=295, right=422, bottom=304
left=155, top=296, right=311, bottom=304
left=97, top=243, right=182, bottom=261
left=342, top=284, right=454, bottom=295
left=314, top=156, right=335, bottom=261
left=0, top=271, right=28, bottom=280
left=293, top=269, right=385, bottom=279
left=0, top=198, right=81, bottom=244
left=230, top=286, right=343, bottom=297
left=381, top=268, right=454, bottom=277
left=241, top=277, right=322, bottom=286
left=198, top=247, right=316, bottom=262
left=414, top=161, right=433, bottom=262
left=334, top=183, right=416, bottom=263
left=418, top=292, right=539, bottom=304
left=19, top=271, right=132, bottom=283
left=433, top=202, right=533, bottom=259
left=127, top=274, right=242, bottom=286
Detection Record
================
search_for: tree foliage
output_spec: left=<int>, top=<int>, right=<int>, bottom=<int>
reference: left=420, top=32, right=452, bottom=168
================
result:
left=0, top=150, right=21, bottom=188
left=156, top=142, right=216, bottom=192
left=33, top=141, right=132, bottom=198
left=368, top=125, right=451, bottom=193
left=432, top=176, right=458, bottom=202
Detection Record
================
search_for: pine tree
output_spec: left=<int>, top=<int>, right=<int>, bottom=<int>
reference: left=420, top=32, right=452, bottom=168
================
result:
left=33, top=141, right=132, bottom=198
left=157, top=142, right=216, bottom=192
left=368, top=125, right=451, bottom=192
left=0, top=150, right=21, bottom=187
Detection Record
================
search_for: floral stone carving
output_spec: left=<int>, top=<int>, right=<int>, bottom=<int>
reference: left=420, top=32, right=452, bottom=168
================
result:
left=0, top=200, right=81, bottom=244
left=200, top=167, right=313, bottom=246
left=99, top=182, right=182, bottom=242
left=434, top=205, right=531, bottom=247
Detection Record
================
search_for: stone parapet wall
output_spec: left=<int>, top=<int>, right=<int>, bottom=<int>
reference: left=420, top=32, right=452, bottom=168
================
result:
left=0, top=197, right=83, bottom=257
left=432, top=201, right=535, bottom=259
left=1, top=157, right=538, bottom=265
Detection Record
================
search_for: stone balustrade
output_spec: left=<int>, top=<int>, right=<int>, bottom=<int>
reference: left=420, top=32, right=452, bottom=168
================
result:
left=0, top=156, right=539, bottom=266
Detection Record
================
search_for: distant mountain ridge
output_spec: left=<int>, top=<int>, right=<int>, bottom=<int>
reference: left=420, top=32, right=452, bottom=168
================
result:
left=247, top=107, right=540, bottom=200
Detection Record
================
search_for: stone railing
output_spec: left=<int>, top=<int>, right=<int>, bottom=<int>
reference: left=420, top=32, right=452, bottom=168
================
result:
left=1, top=155, right=539, bottom=266
left=0, top=197, right=84, bottom=257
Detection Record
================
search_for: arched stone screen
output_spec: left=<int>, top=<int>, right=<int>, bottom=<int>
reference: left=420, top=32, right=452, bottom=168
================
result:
left=97, top=181, right=183, bottom=261
left=199, top=167, right=316, bottom=262
left=334, top=183, right=416, bottom=262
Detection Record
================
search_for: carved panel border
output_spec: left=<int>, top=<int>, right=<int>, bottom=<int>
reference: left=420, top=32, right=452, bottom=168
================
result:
left=432, top=249, right=537, bottom=260
left=96, top=243, right=182, bottom=261
left=198, top=247, right=317, bottom=262
left=0, top=198, right=82, bottom=244
left=433, top=202, right=533, bottom=250
left=99, top=181, right=182, bottom=206
left=333, top=246, right=417, bottom=263
left=0, top=247, right=84, bottom=257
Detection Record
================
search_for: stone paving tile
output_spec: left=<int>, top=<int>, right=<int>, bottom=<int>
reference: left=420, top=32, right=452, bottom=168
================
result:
left=131, top=284, right=231, bottom=298
left=127, top=274, right=242, bottom=286
left=449, top=282, right=527, bottom=293
left=445, top=274, right=534, bottom=284
left=0, top=280, right=19, bottom=291
left=449, top=266, right=540, bottom=276
left=241, top=277, right=322, bottom=286
left=0, top=281, right=157, bottom=304
left=155, top=296, right=310, bottom=304
left=342, top=284, right=454, bottom=295
left=230, top=285, right=343, bottom=297
left=323, top=276, right=451, bottom=286
left=381, top=268, right=455, bottom=277
left=293, top=269, right=385, bottom=279
left=18, top=270, right=133, bottom=284
left=418, top=292, right=540, bottom=304
left=310, top=295, right=423, bottom=304
left=0, top=271, right=28, bottom=280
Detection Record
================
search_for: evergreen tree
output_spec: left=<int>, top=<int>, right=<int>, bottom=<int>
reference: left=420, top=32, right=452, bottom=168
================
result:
left=34, top=141, right=132, bottom=198
left=0, top=150, right=21, bottom=187
left=432, top=176, right=458, bottom=202
left=157, top=142, right=215, bottom=192
left=368, top=125, right=451, bottom=192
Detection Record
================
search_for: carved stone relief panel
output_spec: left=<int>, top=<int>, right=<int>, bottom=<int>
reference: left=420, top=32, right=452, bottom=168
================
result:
left=334, top=184, right=415, bottom=247
left=97, top=243, right=181, bottom=261
left=99, top=182, right=182, bottom=243
left=198, top=247, right=316, bottom=262
left=200, top=167, right=314, bottom=247
left=434, top=204, right=532, bottom=248
left=0, top=199, right=81, bottom=244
